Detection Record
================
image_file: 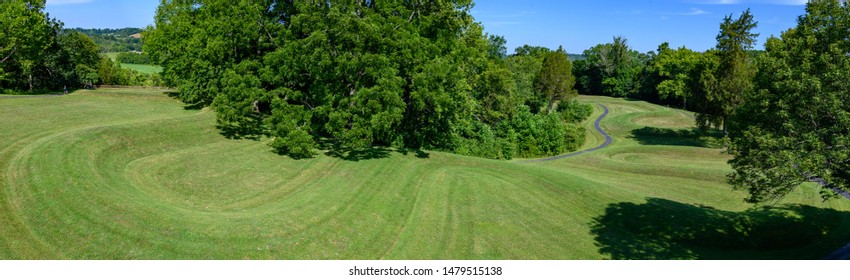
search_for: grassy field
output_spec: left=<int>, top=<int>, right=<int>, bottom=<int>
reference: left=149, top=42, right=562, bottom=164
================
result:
left=104, top=52, right=162, bottom=74
left=119, top=63, right=162, bottom=74
left=1, top=89, right=848, bottom=259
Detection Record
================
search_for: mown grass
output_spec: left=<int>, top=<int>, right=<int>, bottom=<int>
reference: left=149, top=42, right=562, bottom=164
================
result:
left=119, top=63, right=162, bottom=74
left=104, top=52, right=162, bottom=74
left=1, top=90, right=848, bottom=259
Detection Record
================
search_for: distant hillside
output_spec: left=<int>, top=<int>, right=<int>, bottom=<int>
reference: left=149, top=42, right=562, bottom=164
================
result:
left=67, top=28, right=144, bottom=53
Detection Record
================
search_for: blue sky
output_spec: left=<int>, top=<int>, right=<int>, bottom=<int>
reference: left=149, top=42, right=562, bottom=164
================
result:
left=46, top=0, right=808, bottom=53
left=45, top=0, right=158, bottom=30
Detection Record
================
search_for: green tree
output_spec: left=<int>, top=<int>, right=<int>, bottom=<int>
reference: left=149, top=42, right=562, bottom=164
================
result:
left=702, top=9, right=758, bottom=134
left=486, top=34, right=507, bottom=61
left=52, top=31, right=102, bottom=88
left=534, top=46, right=576, bottom=113
left=652, top=42, right=702, bottom=109
left=145, top=1, right=590, bottom=160
left=474, top=61, right=518, bottom=124
left=144, top=0, right=277, bottom=106
left=147, top=0, right=493, bottom=157
left=506, top=45, right=549, bottom=111
left=689, top=50, right=723, bottom=130
left=727, top=0, right=850, bottom=203
left=574, top=36, right=646, bottom=97
left=0, top=0, right=52, bottom=90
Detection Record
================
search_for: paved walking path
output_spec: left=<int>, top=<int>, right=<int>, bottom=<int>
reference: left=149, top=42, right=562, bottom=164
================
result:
left=520, top=102, right=850, bottom=259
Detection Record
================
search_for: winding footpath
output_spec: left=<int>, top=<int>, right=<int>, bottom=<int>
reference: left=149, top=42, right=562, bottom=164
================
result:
left=519, top=103, right=850, bottom=260
left=5, top=93, right=849, bottom=259
left=520, top=104, right=612, bottom=163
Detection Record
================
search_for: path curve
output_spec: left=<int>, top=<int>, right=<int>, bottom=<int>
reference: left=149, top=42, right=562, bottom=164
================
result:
left=520, top=102, right=850, bottom=259
left=520, top=104, right=612, bottom=163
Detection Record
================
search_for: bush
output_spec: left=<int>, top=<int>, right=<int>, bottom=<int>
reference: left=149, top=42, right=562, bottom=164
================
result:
left=115, top=52, right=152, bottom=64
left=453, top=123, right=515, bottom=160
left=97, top=57, right=165, bottom=87
left=269, top=129, right=316, bottom=159
left=557, top=100, right=594, bottom=123
left=489, top=106, right=587, bottom=158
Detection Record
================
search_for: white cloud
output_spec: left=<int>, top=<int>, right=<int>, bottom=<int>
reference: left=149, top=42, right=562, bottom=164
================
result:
left=661, top=8, right=712, bottom=16
left=683, top=8, right=710, bottom=15
left=46, top=0, right=94, bottom=6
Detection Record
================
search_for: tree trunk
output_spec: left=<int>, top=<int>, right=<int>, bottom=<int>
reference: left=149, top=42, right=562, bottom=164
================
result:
left=547, top=95, right=556, bottom=113
left=28, top=74, right=33, bottom=91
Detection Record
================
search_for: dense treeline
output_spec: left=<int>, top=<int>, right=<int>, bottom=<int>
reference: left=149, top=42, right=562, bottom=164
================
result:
left=97, top=57, right=164, bottom=87
left=572, top=26, right=757, bottom=134
left=1, top=1, right=101, bottom=92
left=6, top=0, right=838, bottom=203
left=145, top=0, right=592, bottom=159
left=69, top=28, right=144, bottom=53
left=569, top=1, right=850, bottom=203
left=0, top=1, right=163, bottom=92
left=116, top=52, right=152, bottom=64
left=727, top=0, right=850, bottom=203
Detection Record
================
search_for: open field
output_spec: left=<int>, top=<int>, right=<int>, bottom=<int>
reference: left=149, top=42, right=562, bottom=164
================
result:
left=119, top=63, right=162, bottom=74
left=1, top=89, right=848, bottom=259
left=104, top=52, right=162, bottom=74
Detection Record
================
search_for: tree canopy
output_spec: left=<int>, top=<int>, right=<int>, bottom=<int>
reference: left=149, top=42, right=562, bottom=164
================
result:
left=727, top=0, right=850, bottom=203
left=702, top=9, right=758, bottom=133
left=652, top=43, right=701, bottom=109
left=573, top=36, right=647, bottom=98
left=145, top=0, right=591, bottom=159
left=0, top=0, right=152, bottom=92
left=1, top=0, right=54, bottom=91
left=534, top=46, right=577, bottom=113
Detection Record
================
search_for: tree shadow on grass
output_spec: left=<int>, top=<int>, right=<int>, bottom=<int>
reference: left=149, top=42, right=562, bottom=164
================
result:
left=320, top=141, right=430, bottom=162
left=590, top=198, right=850, bottom=260
left=397, top=148, right=431, bottom=159
left=216, top=116, right=264, bottom=141
left=324, top=146, right=392, bottom=161
left=217, top=124, right=262, bottom=141
left=164, top=91, right=205, bottom=110
left=628, top=127, right=723, bottom=148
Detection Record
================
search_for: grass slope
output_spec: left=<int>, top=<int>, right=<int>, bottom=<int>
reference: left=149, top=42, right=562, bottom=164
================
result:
left=119, top=63, right=162, bottom=74
left=104, top=52, right=162, bottom=74
left=1, top=90, right=848, bottom=259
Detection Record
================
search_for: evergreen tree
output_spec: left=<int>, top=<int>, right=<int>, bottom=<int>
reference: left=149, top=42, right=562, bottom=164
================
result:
left=702, top=9, right=758, bottom=133
left=534, top=46, right=576, bottom=113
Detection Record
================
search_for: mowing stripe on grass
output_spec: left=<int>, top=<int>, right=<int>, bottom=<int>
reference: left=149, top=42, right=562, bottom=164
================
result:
left=3, top=91, right=850, bottom=259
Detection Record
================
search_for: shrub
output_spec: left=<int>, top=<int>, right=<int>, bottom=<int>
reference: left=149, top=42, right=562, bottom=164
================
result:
left=557, top=100, right=594, bottom=123
left=115, top=52, right=152, bottom=64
